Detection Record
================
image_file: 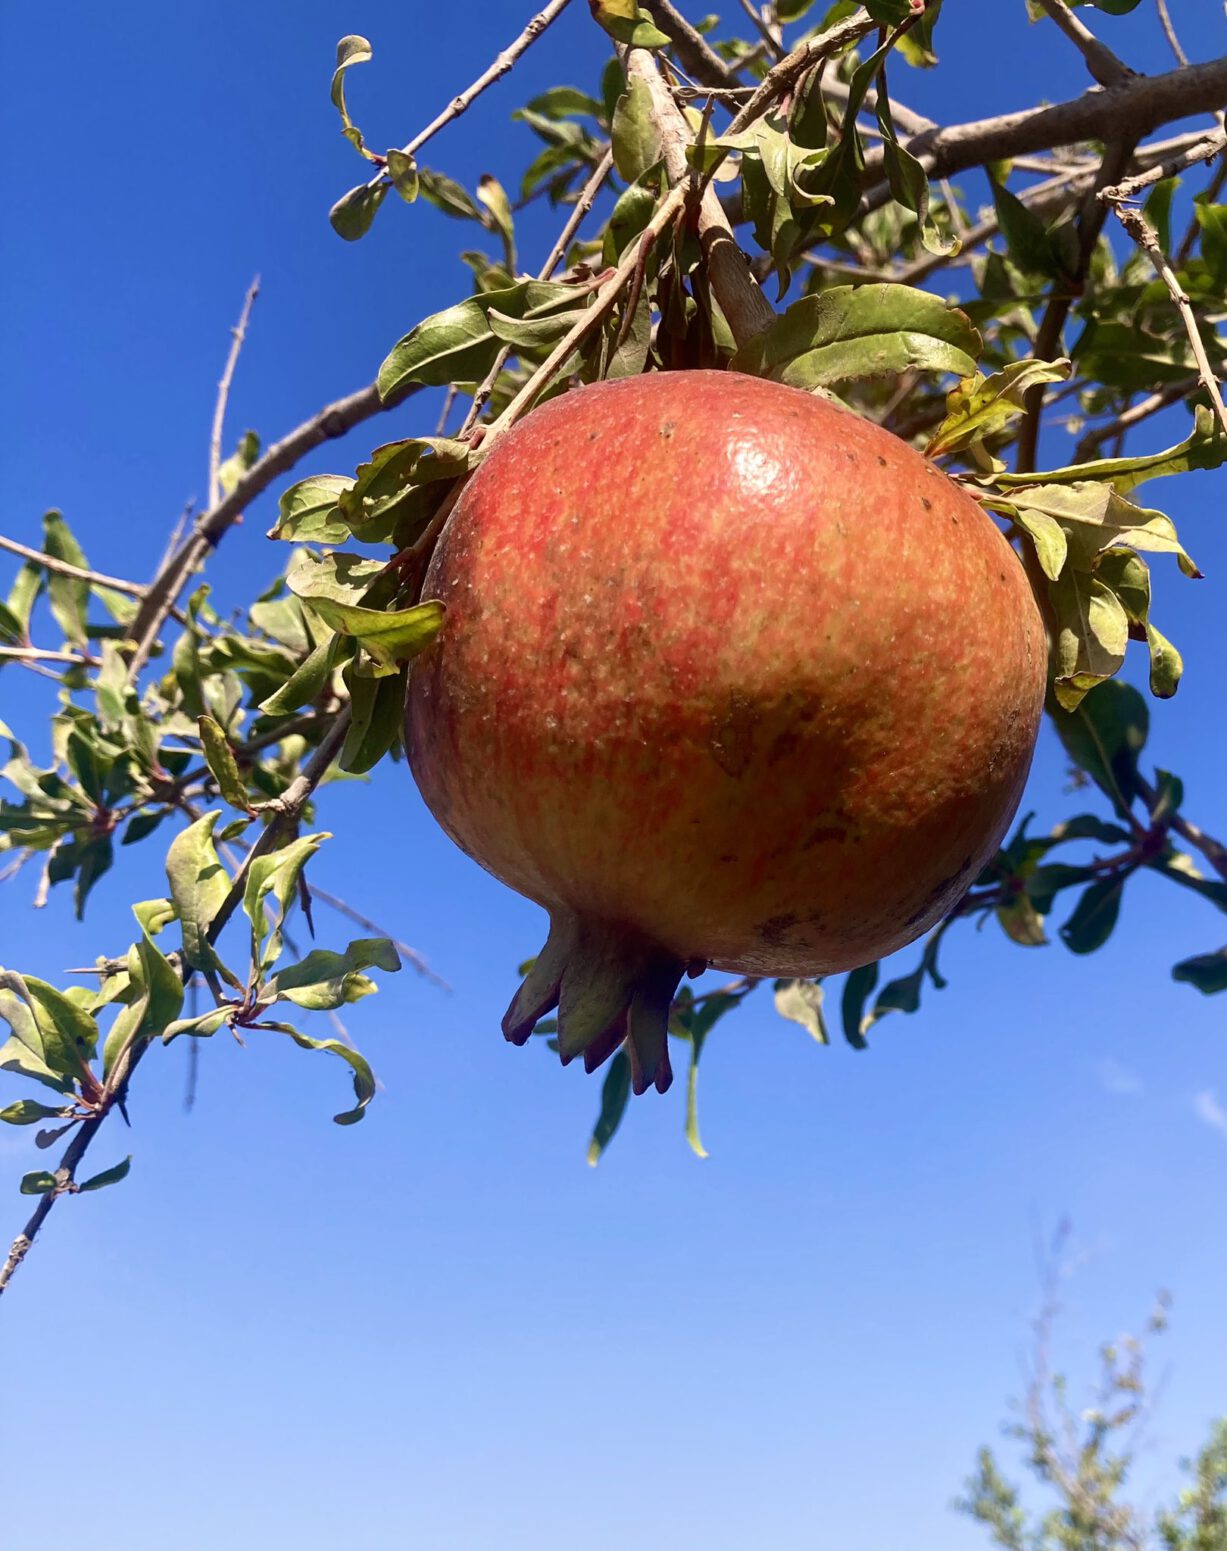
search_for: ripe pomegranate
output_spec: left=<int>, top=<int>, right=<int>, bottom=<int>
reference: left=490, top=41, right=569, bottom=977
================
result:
left=405, top=371, right=1046, bottom=1094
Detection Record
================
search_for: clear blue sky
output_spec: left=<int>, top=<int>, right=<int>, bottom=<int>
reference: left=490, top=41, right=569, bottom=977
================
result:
left=1, top=3, right=1224, bottom=1547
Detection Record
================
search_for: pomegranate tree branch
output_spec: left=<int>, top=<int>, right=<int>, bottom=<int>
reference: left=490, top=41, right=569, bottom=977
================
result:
left=124, top=378, right=422, bottom=678
left=1100, top=126, right=1227, bottom=202
left=1015, top=136, right=1138, bottom=473
left=460, top=147, right=615, bottom=435
left=640, top=0, right=739, bottom=86
left=362, top=0, right=574, bottom=195
left=1031, top=0, right=1133, bottom=88
left=1110, top=204, right=1227, bottom=440
left=208, top=277, right=260, bottom=509
left=903, top=57, right=1227, bottom=182
left=0, top=707, right=353, bottom=1302
left=626, top=47, right=776, bottom=347
left=0, top=644, right=99, bottom=667
left=1074, top=377, right=1201, bottom=459
left=0, top=535, right=146, bottom=597
left=725, top=8, right=877, bottom=135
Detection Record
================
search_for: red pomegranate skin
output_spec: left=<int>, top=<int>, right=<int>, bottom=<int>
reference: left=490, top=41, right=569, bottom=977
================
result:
left=406, top=371, right=1045, bottom=1078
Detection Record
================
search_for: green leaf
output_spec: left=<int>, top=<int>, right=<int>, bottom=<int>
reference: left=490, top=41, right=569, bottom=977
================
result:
left=417, top=167, right=483, bottom=221
left=476, top=175, right=516, bottom=269
left=330, top=35, right=377, bottom=160
left=42, top=511, right=90, bottom=646
left=268, top=474, right=354, bottom=544
left=376, top=281, right=579, bottom=397
left=1172, top=948, right=1227, bottom=995
left=0, top=970, right=98, bottom=1081
left=1048, top=678, right=1148, bottom=818
left=1059, top=875, right=1126, bottom=954
left=773, top=978, right=829, bottom=1044
left=165, top=811, right=232, bottom=976
left=77, top=1155, right=132, bottom=1192
left=285, top=551, right=445, bottom=671
left=162, top=1006, right=235, bottom=1042
left=257, top=1020, right=376, bottom=1125
left=586, top=1048, right=632, bottom=1166
left=589, top=0, right=671, bottom=47
left=1051, top=814, right=1131, bottom=846
left=20, top=1171, right=58, bottom=1196
left=258, top=637, right=341, bottom=716
left=243, top=833, right=329, bottom=974
left=996, top=891, right=1049, bottom=946
left=386, top=148, right=419, bottom=203
left=731, top=284, right=981, bottom=389
left=981, top=408, right=1227, bottom=496
left=1195, top=200, right=1227, bottom=288
left=839, top=963, right=878, bottom=1049
left=989, top=175, right=1076, bottom=282
left=197, top=715, right=253, bottom=814
left=338, top=436, right=474, bottom=539
left=216, top=430, right=260, bottom=497
left=268, top=937, right=400, bottom=1011
left=329, top=180, right=388, bottom=241
left=1, top=1098, right=71, bottom=1126
left=339, top=664, right=406, bottom=774
left=926, top=358, right=1069, bottom=458
left=1048, top=568, right=1129, bottom=712
left=611, top=78, right=663, bottom=183
left=683, top=1033, right=708, bottom=1161
left=999, top=482, right=1199, bottom=575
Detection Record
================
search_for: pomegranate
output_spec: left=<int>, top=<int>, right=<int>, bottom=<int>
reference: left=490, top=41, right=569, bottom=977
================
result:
left=406, top=371, right=1046, bottom=1094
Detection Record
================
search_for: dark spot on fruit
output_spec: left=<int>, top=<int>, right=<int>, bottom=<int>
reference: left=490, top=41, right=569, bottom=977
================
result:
left=709, top=692, right=759, bottom=778
left=588, top=429, right=600, bottom=441
left=921, top=497, right=932, bottom=511
left=845, top=451, right=857, bottom=463
left=769, top=730, right=800, bottom=765
left=660, top=420, right=676, bottom=439
left=877, top=455, right=887, bottom=467
left=758, top=913, right=799, bottom=944
left=804, top=823, right=848, bottom=849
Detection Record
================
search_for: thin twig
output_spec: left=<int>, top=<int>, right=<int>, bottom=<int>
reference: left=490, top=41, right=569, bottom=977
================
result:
left=1113, top=205, right=1227, bottom=439
left=640, top=0, right=740, bottom=87
left=0, top=645, right=99, bottom=667
left=305, top=884, right=449, bottom=988
left=124, top=378, right=422, bottom=678
left=1074, top=377, right=1200, bottom=458
left=1155, top=0, right=1189, bottom=70
left=363, top=0, right=574, bottom=197
left=208, top=278, right=260, bottom=510
left=1032, top=0, right=1134, bottom=88
left=459, top=148, right=615, bottom=438
left=725, top=8, right=877, bottom=137
left=1100, top=127, right=1227, bottom=202
left=736, top=0, right=784, bottom=61
left=1016, top=138, right=1138, bottom=473
left=0, top=535, right=146, bottom=597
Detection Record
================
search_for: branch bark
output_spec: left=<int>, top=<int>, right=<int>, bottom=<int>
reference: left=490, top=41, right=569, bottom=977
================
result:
left=625, top=49, right=776, bottom=348
left=124, top=379, right=421, bottom=677
left=208, top=277, right=260, bottom=510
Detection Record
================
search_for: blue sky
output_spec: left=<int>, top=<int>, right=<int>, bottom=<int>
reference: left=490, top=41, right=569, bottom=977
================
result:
left=1, top=3, right=1224, bottom=1547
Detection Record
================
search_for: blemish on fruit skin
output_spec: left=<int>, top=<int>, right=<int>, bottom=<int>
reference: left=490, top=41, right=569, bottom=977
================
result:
left=660, top=420, right=676, bottom=439
left=921, top=497, right=932, bottom=512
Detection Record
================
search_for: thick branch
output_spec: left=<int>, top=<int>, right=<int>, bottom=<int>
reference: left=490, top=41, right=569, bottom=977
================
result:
left=626, top=49, right=776, bottom=347
left=640, top=0, right=739, bottom=86
left=905, top=57, right=1227, bottom=182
